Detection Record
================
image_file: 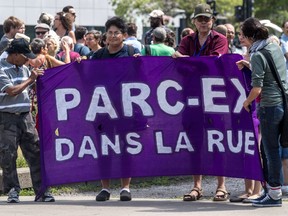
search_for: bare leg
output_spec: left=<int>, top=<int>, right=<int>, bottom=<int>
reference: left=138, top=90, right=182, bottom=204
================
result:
left=121, top=178, right=131, bottom=189
left=183, top=175, right=203, bottom=201
left=282, top=159, right=288, bottom=185
left=245, top=179, right=254, bottom=195
left=193, top=175, right=202, bottom=189
left=217, top=176, right=226, bottom=190
left=213, top=176, right=228, bottom=201
left=101, top=179, right=110, bottom=189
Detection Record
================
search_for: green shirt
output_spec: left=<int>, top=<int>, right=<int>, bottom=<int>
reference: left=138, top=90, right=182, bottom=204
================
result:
left=141, top=43, right=175, bottom=56
left=250, top=43, right=288, bottom=107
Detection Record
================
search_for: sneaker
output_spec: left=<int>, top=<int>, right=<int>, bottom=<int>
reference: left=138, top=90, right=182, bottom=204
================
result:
left=7, top=188, right=19, bottom=203
left=281, top=185, right=288, bottom=195
left=120, top=190, right=132, bottom=201
left=96, top=189, right=110, bottom=201
left=252, top=194, right=282, bottom=207
left=36, top=192, right=55, bottom=202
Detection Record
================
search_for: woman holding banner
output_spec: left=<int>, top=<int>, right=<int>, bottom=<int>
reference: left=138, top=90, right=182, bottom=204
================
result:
left=172, top=3, right=229, bottom=202
left=241, top=17, right=287, bottom=207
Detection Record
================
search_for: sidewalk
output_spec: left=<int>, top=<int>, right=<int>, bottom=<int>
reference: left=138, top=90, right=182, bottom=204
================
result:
left=0, top=196, right=287, bottom=216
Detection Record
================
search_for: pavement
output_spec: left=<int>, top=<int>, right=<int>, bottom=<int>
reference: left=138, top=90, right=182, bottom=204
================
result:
left=0, top=195, right=287, bottom=216
left=0, top=176, right=288, bottom=215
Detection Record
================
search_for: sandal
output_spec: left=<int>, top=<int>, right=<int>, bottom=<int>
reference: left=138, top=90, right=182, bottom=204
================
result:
left=183, top=187, right=203, bottom=201
left=213, top=189, right=229, bottom=201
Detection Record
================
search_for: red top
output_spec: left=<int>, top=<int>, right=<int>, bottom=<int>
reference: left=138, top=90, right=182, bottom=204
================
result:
left=178, top=30, right=228, bottom=57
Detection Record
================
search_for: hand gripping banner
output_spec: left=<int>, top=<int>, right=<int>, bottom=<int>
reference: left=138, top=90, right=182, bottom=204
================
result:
left=36, top=55, right=263, bottom=191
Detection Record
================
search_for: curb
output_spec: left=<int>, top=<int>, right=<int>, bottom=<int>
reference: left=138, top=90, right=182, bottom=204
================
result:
left=0, top=167, right=32, bottom=192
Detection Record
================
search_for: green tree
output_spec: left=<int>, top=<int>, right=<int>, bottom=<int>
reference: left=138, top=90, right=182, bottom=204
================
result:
left=109, top=0, right=288, bottom=28
left=254, top=0, right=288, bottom=26
left=110, top=0, right=242, bottom=25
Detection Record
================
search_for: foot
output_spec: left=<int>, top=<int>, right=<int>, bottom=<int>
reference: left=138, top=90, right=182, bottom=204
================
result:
left=229, top=193, right=250, bottom=202
left=252, top=194, right=282, bottom=207
left=213, top=188, right=229, bottom=201
left=7, top=188, right=19, bottom=203
left=281, top=185, right=288, bottom=195
left=183, top=187, right=203, bottom=201
left=35, top=192, right=55, bottom=202
left=96, top=189, right=110, bottom=201
left=120, top=190, right=132, bottom=201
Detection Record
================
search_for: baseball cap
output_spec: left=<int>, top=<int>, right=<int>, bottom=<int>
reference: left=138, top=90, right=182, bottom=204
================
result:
left=152, top=27, right=166, bottom=41
left=6, top=38, right=36, bottom=59
left=34, top=23, right=50, bottom=30
left=149, top=10, right=164, bottom=18
left=192, top=3, right=213, bottom=19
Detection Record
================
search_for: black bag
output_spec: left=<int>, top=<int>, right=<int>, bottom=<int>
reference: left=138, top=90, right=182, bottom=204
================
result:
left=260, top=49, right=288, bottom=148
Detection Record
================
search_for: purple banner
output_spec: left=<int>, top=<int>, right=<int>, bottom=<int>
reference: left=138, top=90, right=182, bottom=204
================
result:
left=37, top=54, right=263, bottom=189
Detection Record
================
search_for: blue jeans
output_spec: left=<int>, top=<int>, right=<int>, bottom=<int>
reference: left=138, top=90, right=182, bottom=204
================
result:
left=259, top=104, right=284, bottom=187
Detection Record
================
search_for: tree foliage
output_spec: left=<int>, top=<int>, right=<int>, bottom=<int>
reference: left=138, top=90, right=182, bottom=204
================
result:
left=109, top=0, right=288, bottom=27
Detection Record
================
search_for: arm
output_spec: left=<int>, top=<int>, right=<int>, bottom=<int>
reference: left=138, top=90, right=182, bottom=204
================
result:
left=46, top=55, right=65, bottom=67
left=5, top=68, right=44, bottom=96
left=243, top=87, right=262, bottom=112
left=68, top=31, right=76, bottom=44
left=61, top=40, right=71, bottom=64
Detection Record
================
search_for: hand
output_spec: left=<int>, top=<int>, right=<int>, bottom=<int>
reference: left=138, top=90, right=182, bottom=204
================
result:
left=30, top=68, right=44, bottom=81
left=61, top=40, right=70, bottom=52
left=133, top=53, right=141, bottom=57
left=236, top=60, right=249, bottom=70
left=172, top=51, right=189, bottom=58
left=243, top=100, right=251, bottom=113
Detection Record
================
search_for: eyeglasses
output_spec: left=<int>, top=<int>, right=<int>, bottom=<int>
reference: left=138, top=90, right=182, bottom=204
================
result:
left=107, top=31, right=122, bottom=37
left=35, top=31, right=48, bottom=35
left=195, top=16, right=212, bottom=23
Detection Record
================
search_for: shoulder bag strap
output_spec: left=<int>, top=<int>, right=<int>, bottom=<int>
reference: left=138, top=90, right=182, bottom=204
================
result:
left=259, top=49, right=287, bottom=102
left=145, top=45, right=151, bottom=56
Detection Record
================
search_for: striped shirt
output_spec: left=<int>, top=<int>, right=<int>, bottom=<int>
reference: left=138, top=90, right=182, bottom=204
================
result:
left=0, top=58, right=31, bottom=113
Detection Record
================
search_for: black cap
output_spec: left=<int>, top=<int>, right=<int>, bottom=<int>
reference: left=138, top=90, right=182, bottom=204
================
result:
left=6, top=38, right=36, bottom=59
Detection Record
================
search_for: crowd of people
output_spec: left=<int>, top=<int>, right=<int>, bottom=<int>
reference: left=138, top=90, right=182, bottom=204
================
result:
left=0, top=3, right=288, bottom=208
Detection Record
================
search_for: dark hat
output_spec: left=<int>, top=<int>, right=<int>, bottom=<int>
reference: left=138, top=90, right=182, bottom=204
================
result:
left=6, top=38, right=36, bottom=59
left=192, top=3, right=213, bottom=19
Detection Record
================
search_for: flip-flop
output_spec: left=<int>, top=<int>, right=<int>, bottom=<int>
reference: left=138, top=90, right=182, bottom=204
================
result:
left=229, top=193, right=251, bottom=202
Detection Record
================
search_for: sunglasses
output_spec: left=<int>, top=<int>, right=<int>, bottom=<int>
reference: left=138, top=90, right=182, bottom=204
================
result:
left=35, top=31, right=48, bottom=35
left=196, top=16, right=212, bottom=22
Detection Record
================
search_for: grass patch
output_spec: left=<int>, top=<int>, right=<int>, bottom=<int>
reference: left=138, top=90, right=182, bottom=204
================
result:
left=17, top=148, right=28, bottom=168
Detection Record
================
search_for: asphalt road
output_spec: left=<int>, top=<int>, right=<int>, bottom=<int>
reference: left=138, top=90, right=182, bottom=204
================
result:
left=0, top=195, right=287, bottom=216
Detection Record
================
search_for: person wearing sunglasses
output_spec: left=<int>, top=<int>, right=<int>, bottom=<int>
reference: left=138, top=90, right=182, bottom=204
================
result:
left=173, top=3, right=229, bottom=202
left=34, top=23, right=50, bottom=39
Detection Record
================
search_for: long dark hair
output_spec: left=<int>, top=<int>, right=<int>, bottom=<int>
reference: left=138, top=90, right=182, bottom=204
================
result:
left=241, top=17, right=269, bottom=41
